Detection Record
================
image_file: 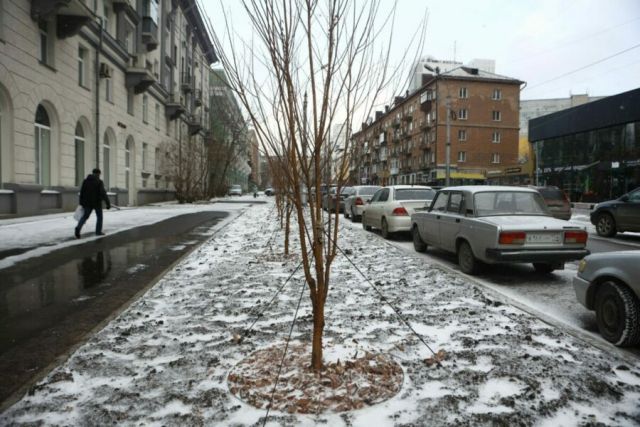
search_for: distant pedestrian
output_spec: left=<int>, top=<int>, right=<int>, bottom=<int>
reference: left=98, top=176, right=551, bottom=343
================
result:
left=75, top=168, right=111, bottom=238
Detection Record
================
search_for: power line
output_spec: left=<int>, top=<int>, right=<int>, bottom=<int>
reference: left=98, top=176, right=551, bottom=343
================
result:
left=524, top=43, right=640, bottom=91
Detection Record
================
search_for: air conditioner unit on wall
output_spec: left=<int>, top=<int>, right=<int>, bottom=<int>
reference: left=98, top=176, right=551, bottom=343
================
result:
left=99, top=63, right=112, bottom=78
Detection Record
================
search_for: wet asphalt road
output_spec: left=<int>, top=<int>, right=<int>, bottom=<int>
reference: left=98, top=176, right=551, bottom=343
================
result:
left=0, top=210, right=228, bottom=407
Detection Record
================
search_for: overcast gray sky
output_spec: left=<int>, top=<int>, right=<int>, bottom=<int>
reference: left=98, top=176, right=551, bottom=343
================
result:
left=202, top=0, right=640, bottom=101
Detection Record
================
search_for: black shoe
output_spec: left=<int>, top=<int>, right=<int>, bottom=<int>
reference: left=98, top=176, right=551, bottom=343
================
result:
left=75, top=228, right=80, bottom=239
left=96, top=232, right=106, bottom=236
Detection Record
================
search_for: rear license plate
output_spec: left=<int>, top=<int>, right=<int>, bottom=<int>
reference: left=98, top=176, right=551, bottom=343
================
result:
left=526, top=233, right=562, bottom=243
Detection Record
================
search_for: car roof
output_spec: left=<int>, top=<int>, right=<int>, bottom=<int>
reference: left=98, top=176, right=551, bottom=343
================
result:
left=386, top=185, right=433, bottom=190
left=440, top=185, right=538, bottom=193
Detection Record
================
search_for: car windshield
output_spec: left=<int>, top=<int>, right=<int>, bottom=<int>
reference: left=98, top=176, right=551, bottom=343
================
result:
left=359, top=187, right=380, bottom=195
left=231, top=185, right=241, bottom=190
left=474, top=191, right=549, bottom=216
left=537, top=187, right=567, bottom=206
left=395, top=188, right=435, bottom=201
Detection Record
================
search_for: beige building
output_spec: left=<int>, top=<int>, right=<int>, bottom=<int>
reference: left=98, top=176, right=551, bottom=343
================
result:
left=0, top=0, right=216, bottom=216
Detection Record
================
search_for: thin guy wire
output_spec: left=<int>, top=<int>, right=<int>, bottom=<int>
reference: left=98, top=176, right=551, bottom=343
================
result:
left=262, top=278, right=307, bottom=427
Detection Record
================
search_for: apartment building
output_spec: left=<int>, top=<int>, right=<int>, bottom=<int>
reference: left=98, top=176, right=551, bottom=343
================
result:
left=0, top=0, right=216, bottom=216
left=350, top=66, right=523, bottom=186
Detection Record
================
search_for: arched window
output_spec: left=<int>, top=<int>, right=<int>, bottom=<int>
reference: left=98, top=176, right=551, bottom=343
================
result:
left=125, top=138, right=132, bottom=189
left=75, top=122, right=85, bottom=186
left=103, top=133, right=111, bottom=189
left=35, top=105, right=51, bottom=186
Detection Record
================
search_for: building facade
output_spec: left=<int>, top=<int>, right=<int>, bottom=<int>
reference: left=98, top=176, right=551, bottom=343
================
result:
left=529, top=88, right=640, bottom=202
left=350, top=66, right=523, bottom=186
left=0, top=0, right=216, bottom=216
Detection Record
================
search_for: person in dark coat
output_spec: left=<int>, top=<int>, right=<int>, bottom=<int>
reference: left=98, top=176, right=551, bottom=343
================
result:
left=75, top=168, right=111, bottom=238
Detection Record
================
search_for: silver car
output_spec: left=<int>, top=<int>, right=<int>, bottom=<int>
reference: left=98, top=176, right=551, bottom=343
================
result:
left=344, top=185, right=381, bottom=222
left=411, top=186, right=589, bottom=275
left=573, top=251, right=640, bottom=347
left=362, top=185, right=435, bottom=239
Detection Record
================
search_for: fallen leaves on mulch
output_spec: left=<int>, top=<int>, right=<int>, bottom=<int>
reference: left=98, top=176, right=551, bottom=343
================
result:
left=227, top=342, right=403, bottom=414
left=423, top=349, right=447, bottom=367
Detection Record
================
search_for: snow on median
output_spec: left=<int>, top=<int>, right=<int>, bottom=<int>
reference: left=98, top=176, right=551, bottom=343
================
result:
left=1, top=202, right=639, bottom=426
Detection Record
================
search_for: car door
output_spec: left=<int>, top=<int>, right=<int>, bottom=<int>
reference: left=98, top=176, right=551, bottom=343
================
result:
left=438, top=191, right=464, bottom=252
left=365, top=189, right=383, bottom=226
left=617, top=188, right=640, bottom=230
left=420, top=191, right=448, bottom=246
left=372, top=188, right=390, bottom=228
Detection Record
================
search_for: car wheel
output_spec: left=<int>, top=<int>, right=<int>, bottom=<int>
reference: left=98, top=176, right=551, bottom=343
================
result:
left=362, top=214, right=372, bottom=231
left=457, top=241, right=479, bottom=275
left=381, top=218, right=393, bottom=239
left=596, top=213, right=617, bottom=237
left=533, top=263, right=555, bottom=274
left=595, top=280, right=640, bottom=346
left=344, top=207, right=350, bottom=219
left=351, top=207, right=359, bottom=223
left=412, top=225, right=427, bottom=252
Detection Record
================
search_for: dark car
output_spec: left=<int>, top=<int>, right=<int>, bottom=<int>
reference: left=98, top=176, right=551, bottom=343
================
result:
left=529, top=186, right=571, bottom=220
left=590, top=187, right=640, bottom=237
left=323, top=186, right=353, bottom=212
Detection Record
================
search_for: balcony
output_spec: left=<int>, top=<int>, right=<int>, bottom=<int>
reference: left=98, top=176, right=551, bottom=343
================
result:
left=31, top=0, right=93, bottom=39
left=194, top=89, right=203, bottom=107
left=390, top=167, right=399, bottom=175
left=392, top=118, right=401, bottom=128
left=125, top=57, right=156, bottom=94
left=186, top=114, right=203, bottom=135
left=181, top=73, right=194, bottom=93
left=141, top=16, right=159, bottom=52
left=165, top=93, right=185, bottom=120
left=379, top=151, right=388, bottom=161
left=112, top=0, right=139, bottom=24
left=402, top=114, right=413, bottom=122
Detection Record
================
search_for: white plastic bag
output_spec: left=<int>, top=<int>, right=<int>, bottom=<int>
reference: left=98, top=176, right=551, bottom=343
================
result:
left=73, top=205, right=84, bottom=221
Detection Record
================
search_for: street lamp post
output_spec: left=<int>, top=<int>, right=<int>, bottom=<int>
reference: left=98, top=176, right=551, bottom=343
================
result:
left=445, top=95, right=451, bottom=186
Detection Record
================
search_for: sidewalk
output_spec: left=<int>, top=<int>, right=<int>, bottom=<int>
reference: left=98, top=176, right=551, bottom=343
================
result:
left=2, top=202, right=639, bottom=426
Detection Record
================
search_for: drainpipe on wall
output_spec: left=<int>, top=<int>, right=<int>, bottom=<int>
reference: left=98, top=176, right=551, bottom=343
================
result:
left=95, top=17, right=104, bottom=170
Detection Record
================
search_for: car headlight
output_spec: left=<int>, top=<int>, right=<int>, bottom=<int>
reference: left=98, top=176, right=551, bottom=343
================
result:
left=578, top=259, right=587, bottom=273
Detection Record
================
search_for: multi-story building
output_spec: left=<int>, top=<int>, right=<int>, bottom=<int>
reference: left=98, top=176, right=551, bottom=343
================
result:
left=350, top=66, right=523, bottom=186
left=0, top=0, right=216, bottom=216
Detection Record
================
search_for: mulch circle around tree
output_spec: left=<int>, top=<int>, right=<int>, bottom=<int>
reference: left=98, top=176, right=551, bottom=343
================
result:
left=227, top=342, right=404, bottom=414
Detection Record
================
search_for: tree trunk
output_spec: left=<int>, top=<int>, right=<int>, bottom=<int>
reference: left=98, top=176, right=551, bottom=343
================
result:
left=311, top=295, right=325, bottom=370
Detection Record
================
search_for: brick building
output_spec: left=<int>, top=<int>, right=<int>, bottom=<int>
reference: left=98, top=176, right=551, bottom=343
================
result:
left=350, top=66, right=523, bottom=186
left=0, top=0, right=216, bottom=216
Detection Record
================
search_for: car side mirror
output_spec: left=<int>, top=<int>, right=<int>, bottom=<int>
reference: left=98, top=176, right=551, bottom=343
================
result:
left=620, top=195, right=629, bottom=202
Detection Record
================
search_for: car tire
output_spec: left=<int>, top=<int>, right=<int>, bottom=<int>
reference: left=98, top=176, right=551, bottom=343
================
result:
left=362, top=214, right=372, bottom=231
left=595, top=280, right=640, bottom=347
left=344, top=208, right=350, bottom=219
left=351, top=207, right=359, bottom=223
left=381, top=218, right=392, bottom=239
left=458, top=241, right=479, bottom=275
left=412, top=225, right=427, bottom=252
left=533, top=263, right=555, bottom=274
left=596, top=213, right=617, bottom=237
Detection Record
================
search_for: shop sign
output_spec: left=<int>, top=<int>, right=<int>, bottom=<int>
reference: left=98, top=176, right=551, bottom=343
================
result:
left=505, top=167, right=522, bottom=174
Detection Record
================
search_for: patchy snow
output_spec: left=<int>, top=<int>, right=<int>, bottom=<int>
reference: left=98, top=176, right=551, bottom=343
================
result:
left=1, top=201, right=640, bottom=425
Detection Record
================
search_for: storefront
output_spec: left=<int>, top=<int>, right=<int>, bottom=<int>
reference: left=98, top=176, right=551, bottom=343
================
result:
left=529, top=88, right=640, bottom=202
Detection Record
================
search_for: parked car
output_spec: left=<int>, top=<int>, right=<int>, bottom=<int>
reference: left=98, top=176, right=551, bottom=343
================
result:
left=264, top=187, right=275, bottom=196
left=529, top=185, right=571, bottom=220
left=590, top=187, right=640, bottom=237
left=362, top=185, right=435, bottom=239
left=573, top=251, right=640, bottom=347
left=229, top=184, right=243, bottom=196
left=411, top=186, right=589, bottom=275
left=323, top=186, right=353, bottom=212
left=344, top=185, right=381, bottom=222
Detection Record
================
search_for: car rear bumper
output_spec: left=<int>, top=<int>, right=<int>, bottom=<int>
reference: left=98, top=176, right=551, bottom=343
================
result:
left=572, top=274, right=591, bottom=308
left=485, top=248, right=590, bottom=263
left=387, top=216, right=411, bottom=232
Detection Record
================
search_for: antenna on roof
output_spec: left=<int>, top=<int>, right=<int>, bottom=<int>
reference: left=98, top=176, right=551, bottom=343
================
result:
left=453, top=41, right=457, bottom=62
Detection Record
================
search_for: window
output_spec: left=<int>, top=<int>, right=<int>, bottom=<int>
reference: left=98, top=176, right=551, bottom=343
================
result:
left=34, top=105, right=51, bottom=186
left=491, top=153, right=501, bottom=164
left=459, top=87, right=468, bottom=98
left=432, top=192, right=448, bottom=212
left=142, top=95, right=149, bottom=123
left=74, top=122, right=85, bottom=186
left=154, top=147, right=160, bottom=173
left=103, top=4, right=110, bottom=33
left=142, top=142, right=148, bottom=171
left=492, top=89, right=502, bottom=100
left=155, top=104, right=160, bottom=130
left=105, top=77, right=113, bottom=102
left=492, top=131, right=501, bottom=143
left=0, top=1, right=5, bottom=41
left=78, top=46, right=88, bottom=87
left=125, top=138, right=132, bottom=189
left=458, top=109, right=468, bottom=120
left=492, top=110, right=501, bottom=121
left=127, top=89, right=134, bottom=115
left=39, top=20, right=53, bottom=66
left=447, top=192, right=463, bottom=214
left=458, top=151, right=466, bottom=162
left=458, top=129, right=467, bottom=141
left=103, top=137, right=111, bottom=188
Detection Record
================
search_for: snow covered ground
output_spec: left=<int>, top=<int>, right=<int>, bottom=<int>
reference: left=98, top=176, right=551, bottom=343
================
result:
left=2, top=201, right=640, bottom=426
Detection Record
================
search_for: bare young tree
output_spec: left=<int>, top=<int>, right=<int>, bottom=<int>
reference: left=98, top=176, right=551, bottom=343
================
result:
left=204, top=0, right=426, bottom=370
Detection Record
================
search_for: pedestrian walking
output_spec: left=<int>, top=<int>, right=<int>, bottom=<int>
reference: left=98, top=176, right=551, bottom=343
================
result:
left=75, top=168, right=111, bottom=238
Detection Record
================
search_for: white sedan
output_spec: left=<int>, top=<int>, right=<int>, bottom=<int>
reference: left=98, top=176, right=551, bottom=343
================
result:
left=362, top=185, right=435, bottom=239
